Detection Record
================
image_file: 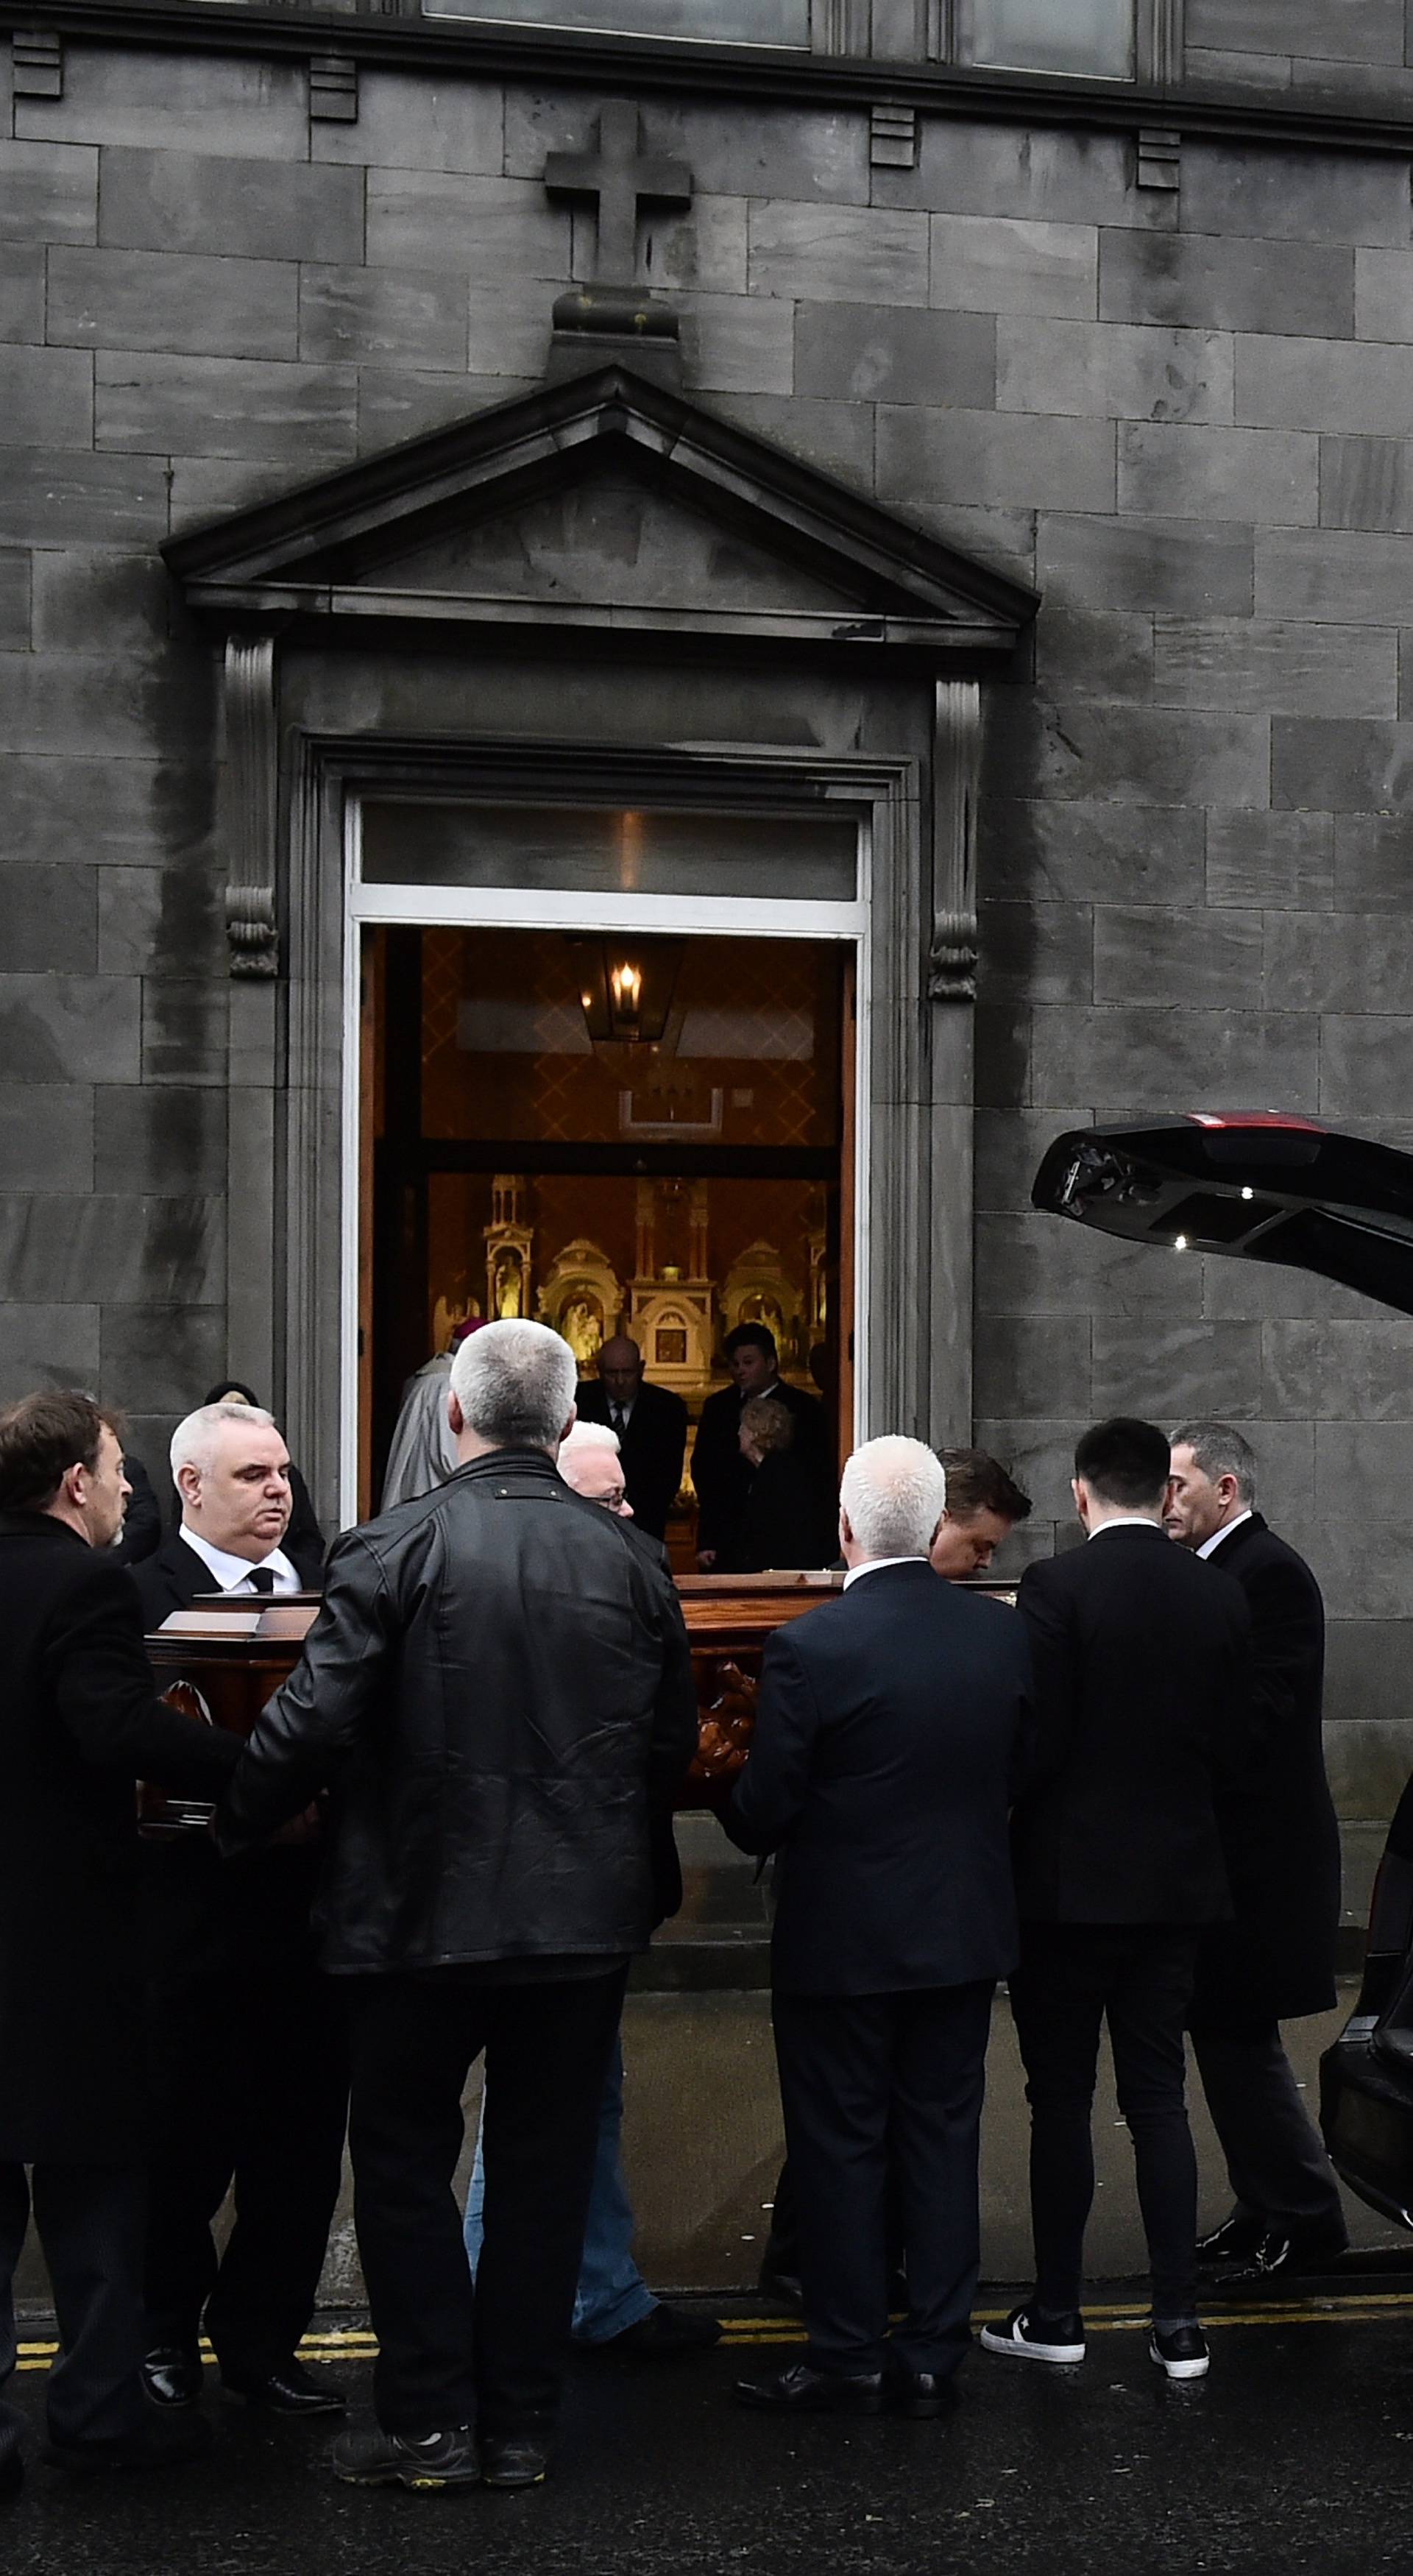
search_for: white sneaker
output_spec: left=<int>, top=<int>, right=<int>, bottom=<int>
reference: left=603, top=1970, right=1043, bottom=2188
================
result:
left=1150, top=2324, right=1209, bottom=2381
left=980, top=2304, right=1086, bottom=2365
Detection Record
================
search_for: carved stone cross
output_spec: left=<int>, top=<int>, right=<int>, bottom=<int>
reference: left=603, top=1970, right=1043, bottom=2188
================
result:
left=545, top=101, right=692, bottom=290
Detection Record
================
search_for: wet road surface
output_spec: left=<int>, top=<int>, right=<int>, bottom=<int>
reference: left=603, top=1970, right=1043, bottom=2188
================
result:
left=6, top=2287, right=1413, bottom=2576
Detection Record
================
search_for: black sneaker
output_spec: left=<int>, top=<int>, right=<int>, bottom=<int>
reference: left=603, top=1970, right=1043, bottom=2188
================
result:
left=327, top=2424, right=479, bottom=2491
left=478, top=2434, right=550, bottom=2488
left=980, top=2304, right=1086, bottom=2366
left=1150, top=2324, right=1209, bottom=2382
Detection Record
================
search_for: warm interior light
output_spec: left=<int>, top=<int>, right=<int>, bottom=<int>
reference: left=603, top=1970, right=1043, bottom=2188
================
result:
left=609, top=960, right=643, bottom=1018
left=1174, top=1234, right=1188, bottom=1251
left=1241, top=1186, right=1254, bottom=1200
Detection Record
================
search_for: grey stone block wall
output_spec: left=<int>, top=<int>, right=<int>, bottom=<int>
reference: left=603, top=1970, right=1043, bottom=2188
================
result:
left=2, top=28, right=1413, bottom=1896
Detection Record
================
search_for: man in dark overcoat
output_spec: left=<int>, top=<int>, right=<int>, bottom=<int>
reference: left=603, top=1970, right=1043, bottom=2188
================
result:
left=132, top=1399, right=344, bottom=2421
left=0, top=1393, right=239, bottom=2485
left=1169, top=1421, right=1347, bottom=2277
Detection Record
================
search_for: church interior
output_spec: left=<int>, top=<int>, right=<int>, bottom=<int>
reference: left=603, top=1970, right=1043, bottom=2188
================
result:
left=359, top=913, right=850, bottom=1543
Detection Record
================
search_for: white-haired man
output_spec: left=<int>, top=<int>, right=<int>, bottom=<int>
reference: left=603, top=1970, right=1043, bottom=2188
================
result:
left=216, top=1320, right=698, bottom=2494
left=135, top=1401, right=323, bottom=1620
left=131, top=1403, right=344, bottom=2425
left=726, top=1437, right=1033, bottom=2421
left=462, top=1419, right=719, bottom=2363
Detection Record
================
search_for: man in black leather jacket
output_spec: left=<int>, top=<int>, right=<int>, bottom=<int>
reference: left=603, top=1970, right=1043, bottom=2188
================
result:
left=217, top=1320, right=698, bottom=2497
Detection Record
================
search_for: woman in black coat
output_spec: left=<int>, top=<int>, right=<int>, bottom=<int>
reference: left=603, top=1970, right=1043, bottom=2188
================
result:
left=735, top=1400, right=837, bottom=1574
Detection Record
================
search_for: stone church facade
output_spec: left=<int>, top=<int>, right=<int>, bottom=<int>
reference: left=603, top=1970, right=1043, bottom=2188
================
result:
left=2, top=0, right=1413, bottom=1917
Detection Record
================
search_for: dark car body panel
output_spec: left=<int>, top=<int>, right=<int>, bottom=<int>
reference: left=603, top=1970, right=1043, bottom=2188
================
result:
left=1031, top=1114, right=1413, bottom=1317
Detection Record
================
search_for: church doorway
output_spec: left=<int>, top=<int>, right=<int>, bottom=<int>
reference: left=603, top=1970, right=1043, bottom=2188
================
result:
left=347, top=797, right=866, bottom=1542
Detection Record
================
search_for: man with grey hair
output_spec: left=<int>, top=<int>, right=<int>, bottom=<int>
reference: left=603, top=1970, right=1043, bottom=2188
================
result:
left=1167, top=1422, right=1346, bottom=2280
left=217, top=1319, right=698, bottom=2494
left=135, top=1401, right=323, bottom=1624
left=726, top=1436, right=1033, bottom=2420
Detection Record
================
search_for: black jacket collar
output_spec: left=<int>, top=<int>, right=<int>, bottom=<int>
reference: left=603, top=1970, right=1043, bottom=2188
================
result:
left=449, top=1448, right=564, bottom=1488
left=0, top=1510, right=88, bottom=1548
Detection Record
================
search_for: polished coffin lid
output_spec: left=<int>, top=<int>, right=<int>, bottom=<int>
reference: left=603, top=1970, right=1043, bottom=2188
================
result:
left=141, top=1577, right=860, bottom=1820
left=1032, top=1114, right=1413, bottom=1317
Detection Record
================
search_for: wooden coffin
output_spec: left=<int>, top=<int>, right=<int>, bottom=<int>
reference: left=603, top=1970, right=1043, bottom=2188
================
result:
left=141, top=1571, right=1016, bottom=1833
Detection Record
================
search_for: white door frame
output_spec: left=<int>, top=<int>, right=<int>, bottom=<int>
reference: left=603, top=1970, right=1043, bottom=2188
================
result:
left=338, top=796, right=871, bottom=1529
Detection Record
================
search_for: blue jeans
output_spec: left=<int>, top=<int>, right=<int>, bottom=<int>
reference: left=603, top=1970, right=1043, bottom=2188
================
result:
left=463, top=2034, right=656, bottom=2344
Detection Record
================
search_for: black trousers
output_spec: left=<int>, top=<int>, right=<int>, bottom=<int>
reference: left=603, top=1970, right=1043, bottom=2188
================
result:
left=762, top=2156, right=904, bottom=2284
left=1009, top=1923, right=1202, bottom=2324
left=771, top=1981, right=995, bottom=2377
left=144, top=1964, right=348, bottom=2375
left=346, top=1967, right=628, bottom=2438
left=1190, top=2024, right=1345, bottom=2234
left=0, top=2162, right=149, bottom=2458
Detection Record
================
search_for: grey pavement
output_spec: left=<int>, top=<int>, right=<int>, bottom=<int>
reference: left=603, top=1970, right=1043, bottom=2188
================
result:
left=13, top=1981, right=1397, bottom=2319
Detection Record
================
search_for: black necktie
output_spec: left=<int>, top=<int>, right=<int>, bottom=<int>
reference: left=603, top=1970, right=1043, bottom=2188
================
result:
left=612, top=1407, right=625, bottom=1435
left=247, top=1567, right=276, bottom=1596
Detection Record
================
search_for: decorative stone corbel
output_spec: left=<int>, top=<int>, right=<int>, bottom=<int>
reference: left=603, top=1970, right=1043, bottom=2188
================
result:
left=223, top=634, right=279, bottom=980
left=927, top=680, right=980, bottom=1003
left=13, top=29, right=62, bottom=96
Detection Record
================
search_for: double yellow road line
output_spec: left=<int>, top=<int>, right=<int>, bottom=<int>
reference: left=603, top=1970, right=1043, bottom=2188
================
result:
left=15, top=2290, right=1413, bottom=2371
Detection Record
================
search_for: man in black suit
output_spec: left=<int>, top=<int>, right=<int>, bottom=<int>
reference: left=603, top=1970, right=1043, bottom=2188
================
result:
left=985, top=1419, right=1250, bottom=2386
left=690, top=1323, right=829, bottom=1572
left=575, top=1337, right=687, bottom=1544
left=1168, top=1421, right=1347, bottom=2278
left=725, top=1435, right=1033, bottom=2419
left=0, top=1392, right=238, bottom=2483
left=132, top=1402, right=344, bottom=2422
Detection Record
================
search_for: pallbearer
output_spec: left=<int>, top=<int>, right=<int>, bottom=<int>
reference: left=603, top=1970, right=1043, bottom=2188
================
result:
left=132, top=1402, right=347, bottom=2421
left=0, top=1395, right=238, bottom=2483
left=1167, top=1423, right=1348, bottom=2281
left=216, top=1321, right=697, bottom=2494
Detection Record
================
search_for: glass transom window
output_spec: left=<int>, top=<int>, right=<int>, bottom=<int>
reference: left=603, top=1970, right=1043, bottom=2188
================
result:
left=957, top=0, right=1135, bottom=78
left=422, top=0, right=810, bottom=42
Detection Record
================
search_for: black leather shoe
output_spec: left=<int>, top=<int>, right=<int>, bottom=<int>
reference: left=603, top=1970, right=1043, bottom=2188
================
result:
left=328, top=2424, right=478, bottom=2491
left=1224, top=2222, right=1350, bottom=2288
left=885, top=2367, right=958, bottom=2421
left=478, top=2434, right=550, bottom=2489
left=141, top=2346, right=203, bottom=2408
left=43, top=2417, right=212, bottom=2475
left=1196, top=2212, right=1265, bottom=2263
left=221, top=2357, right=347, bottom=2416
left=735, top=2363, right=884, bottom=2416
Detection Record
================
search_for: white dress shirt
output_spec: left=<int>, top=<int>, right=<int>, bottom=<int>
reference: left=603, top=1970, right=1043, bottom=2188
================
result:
left=1087, top=1515, right=1166, bottom=1540
left=1197, top=1507, right=1253, bottom=1561
left=843, top=1554, right=927, bottom=1590
left=179, top=1526, right=300, bottom=1596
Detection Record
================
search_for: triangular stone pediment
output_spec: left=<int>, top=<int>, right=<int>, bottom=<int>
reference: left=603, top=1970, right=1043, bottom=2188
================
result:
left=165, top=362, right=1037, bottom=666
left=389, top=471, right=868, bottom=618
